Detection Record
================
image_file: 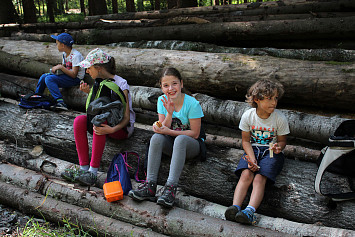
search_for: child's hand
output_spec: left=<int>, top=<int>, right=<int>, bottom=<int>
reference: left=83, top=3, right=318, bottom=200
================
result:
left=80, top=82, right=90, bottom=94
left=161, top=95, right=175, bottom=115
left=93, top=124, right=112, bottom=135
left=52, top=64, right=63, bottom=73
left=153, top=123, right=170, bottom=135
left=248, top=158, right=260, bottom=172
left=270, top=143, right=282, bottom=154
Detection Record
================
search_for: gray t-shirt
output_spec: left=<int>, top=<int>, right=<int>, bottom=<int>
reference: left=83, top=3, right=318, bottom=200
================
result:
left=239, top=108, right=290, bottom=146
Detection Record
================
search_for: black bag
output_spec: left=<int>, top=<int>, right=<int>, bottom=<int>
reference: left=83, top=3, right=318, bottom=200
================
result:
left=315, top=120, right=355, bottom=201
left=19, top=93, right=55, bottom=110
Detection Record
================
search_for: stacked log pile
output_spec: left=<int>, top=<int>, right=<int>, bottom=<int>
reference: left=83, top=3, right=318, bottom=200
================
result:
left=1, top=0, right=355, bottom=49
left=0, top=0, right=355, bottom=235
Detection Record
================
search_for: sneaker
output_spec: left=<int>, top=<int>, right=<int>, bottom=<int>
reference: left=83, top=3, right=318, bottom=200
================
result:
left=235, top=209, right=256, bottom=225
left=54, top=102, right=68, bottom=111
left=128, top=181, right=157, bottom=202
left=156, top=184, right=177, bottom=208
left=76, top=171, right=97, bottom=186
left=61, top=167, right=86, bottom=183
left=225, top=205, right=240, bottom=222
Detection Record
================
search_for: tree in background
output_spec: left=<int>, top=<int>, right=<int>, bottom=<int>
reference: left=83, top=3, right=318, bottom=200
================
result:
left=0, top=0, right=19, bottom=24
left=22, top=0, right=37, bottom=23
left=88, top=0, right=108, bottom=15
left=46, top=0, right=55, bottom=22
left=126, top=0, right=135, bottom=12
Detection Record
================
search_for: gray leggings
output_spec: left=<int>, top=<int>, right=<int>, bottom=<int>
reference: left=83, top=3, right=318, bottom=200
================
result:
left=147, top=133, right=200, bottom=186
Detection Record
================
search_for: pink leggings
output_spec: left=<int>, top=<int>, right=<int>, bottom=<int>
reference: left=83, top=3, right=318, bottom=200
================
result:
left=74, top=115, right=128, bottom=168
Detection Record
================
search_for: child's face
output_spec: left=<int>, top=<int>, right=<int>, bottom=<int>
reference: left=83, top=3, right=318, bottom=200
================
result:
left=56, top=40, right=65, bottom=52
left=255, top=90, right=279, bottom=118
left=86, top=66, right=100, bottom=79
left=160, top=75, right=183, bottom=99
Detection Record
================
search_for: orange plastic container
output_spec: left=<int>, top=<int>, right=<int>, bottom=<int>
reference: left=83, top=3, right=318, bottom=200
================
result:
left=103, top=181, right=123, bottom=202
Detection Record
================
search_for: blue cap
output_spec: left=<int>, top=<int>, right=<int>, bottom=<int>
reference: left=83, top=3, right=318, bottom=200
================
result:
left=51, top=33, right=74, bottom=46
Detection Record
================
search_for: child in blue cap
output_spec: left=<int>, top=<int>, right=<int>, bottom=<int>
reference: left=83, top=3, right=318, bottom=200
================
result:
left=35, top=33, right=85, bottom=110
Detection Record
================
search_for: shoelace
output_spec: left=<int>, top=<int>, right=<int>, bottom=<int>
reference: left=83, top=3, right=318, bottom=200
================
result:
left=162, top=185, right=175, bottom=198
left=243, top=209, right=256, bottom=224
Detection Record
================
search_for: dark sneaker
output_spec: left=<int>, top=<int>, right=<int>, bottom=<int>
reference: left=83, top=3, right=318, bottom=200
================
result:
left=156, top=184, right=177, bottom=208
left=225, top=205, right=240, bottom=222
left=76, top=171, right=97, bottom=186
left=128, top=181, right=157, bottom=201
left=235, top=209, right=256, bottom=225
left=61, top=167, right=86, bottom=182
left=54, top=102, right=68, bottom=111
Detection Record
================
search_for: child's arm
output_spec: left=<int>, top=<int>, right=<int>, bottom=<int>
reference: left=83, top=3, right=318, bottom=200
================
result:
left=93, top=89, right=130, bottom=135
left=52, top=65, right=79, bottom=79
left=270, top=135, right=287, bottom=154
left=241, top=131, right=259, bottom=171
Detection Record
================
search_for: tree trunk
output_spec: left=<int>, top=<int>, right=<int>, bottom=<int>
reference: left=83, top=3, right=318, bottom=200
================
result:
left=0, top=73, right=350, bottom=145
left=126, top=0, right=136, bottom=12
left=155, top=0, right=160, bottom=10
left=84, top=0, right=355, bottom=21
left=0, top=40, right=354, bottom=113
left=0, top=101, right=354, bottom=230
left=0, top=0, right=19, bottom=24
left=80, top=0, right=85, bottom=15
left=22, top=0, right=37, bottom=23
left=112, top=0, right=118, bottom=13
left=46, top=0, right=55, bottom=23
left=0, top=164, right=292, bottom=237
left=1, top=145, right=351, bottom=237
left=92, top=0, right=108, bottom=15
left=0, top=182, right=165, bottom=237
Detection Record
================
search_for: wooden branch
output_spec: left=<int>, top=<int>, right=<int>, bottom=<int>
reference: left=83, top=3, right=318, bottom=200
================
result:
left=0, top=100, right=354, bottom=230
left=1, top=40, right=354, bottom=112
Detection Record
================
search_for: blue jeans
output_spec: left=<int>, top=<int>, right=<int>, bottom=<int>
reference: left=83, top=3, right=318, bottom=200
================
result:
left=35, top=73, right=81, bottom=101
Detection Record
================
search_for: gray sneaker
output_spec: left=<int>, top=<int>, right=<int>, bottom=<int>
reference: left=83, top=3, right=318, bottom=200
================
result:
left=235, top=209, right=256, bottom=225
left=54, top=102, right=68, bottom=111
left=225, top=205, right=240, bottom=222
left=76, top=171, right=97, bottom=186
left=156, top=184, right=177, bottom=208
left=128, top=181, right=157, bottom=201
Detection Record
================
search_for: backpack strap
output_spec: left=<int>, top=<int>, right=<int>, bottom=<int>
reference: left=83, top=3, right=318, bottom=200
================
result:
left=315, top=146, right=355, bottom=201
left=122, top=151, right=146, bottom=183
left=86, top=79, right=126, bottom=111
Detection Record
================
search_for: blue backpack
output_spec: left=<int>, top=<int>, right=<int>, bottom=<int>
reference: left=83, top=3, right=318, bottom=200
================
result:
left=106, top=151, right=144, bottom=195
left=19, top=93, right=55, bottom=110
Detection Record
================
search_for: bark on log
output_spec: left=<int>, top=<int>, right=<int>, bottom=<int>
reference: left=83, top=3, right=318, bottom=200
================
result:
left=0, top=182, right=167, bottom=237
left=1, top=155, right=354, bottom=237
left=1, top=40, right=354, bottom=112
left=0, top=100, right=354, bottom=230
left=112, top=40, right=355, bottom=62
left=0, top=73, right=349, bottom=145
left=0, top=164, right=289, bottom=237
left=84, top=0, right=355, bottom=21
left=8, top=16, right=355, bottom=48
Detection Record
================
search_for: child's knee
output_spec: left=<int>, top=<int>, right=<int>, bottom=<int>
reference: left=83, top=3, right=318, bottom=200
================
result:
left=240, top=169, right=254, bottom=182
left=253, top=174, right=267, bottom=186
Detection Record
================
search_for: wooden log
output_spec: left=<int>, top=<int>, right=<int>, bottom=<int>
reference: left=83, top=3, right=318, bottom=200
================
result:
left=0, top=40, right=354, bottom=112
left=8, top=16, right=355, bottom=47
left=0, top=182, right=167, bottom=237
left=84, top=0, right=355, bottom=21
left=1, top=151, right=354, bottom=236
left=0, top=73, right=349, bottom=145
left=0, top=164, right=289, bottom=237
left=0, top=100, right=354, bottom=230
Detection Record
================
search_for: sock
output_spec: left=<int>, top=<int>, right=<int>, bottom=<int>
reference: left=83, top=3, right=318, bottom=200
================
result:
left=80, top=165, right=89, bottom=171
left=233, top=205, right=241, bottom=212
left=245, top=205, right=256, bottom=213
left=57, top=98, right=64, bottom=103
left=88, top=167, right=98, bottom=176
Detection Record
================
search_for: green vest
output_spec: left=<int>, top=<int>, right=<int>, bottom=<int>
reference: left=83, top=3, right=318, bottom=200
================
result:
left=86, top=79, right=126, bottom=111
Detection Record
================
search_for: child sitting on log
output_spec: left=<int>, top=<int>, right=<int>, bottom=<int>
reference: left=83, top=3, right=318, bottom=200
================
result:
left=225, top=79, right=290, bottom=225
left=35, top=33, right=85, bottom=110
left=128, top=67, right=205, bottom=208
left=61, top=48, right=135, bottom=186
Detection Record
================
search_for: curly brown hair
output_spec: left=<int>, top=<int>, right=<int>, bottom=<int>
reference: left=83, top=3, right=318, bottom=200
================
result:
left=245, top=79, right=284, bottom=108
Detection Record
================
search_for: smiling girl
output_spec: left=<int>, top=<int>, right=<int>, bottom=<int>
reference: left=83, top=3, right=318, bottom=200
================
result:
left=129, top=67, right=205, bottom=207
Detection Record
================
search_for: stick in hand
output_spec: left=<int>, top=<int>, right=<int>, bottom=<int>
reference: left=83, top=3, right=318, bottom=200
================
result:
left=269, top=142, right=274, bottom=158
left=242, top=154, right=260, bottom=169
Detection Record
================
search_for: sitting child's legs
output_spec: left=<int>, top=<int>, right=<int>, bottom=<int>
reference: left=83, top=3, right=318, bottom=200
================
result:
left=35, top=73, right=50, bottom=95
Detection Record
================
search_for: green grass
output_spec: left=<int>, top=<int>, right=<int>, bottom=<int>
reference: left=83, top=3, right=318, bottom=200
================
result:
left=37, top=13, right=85, bottom=23
left=19, top=217, right=94, bottom=237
